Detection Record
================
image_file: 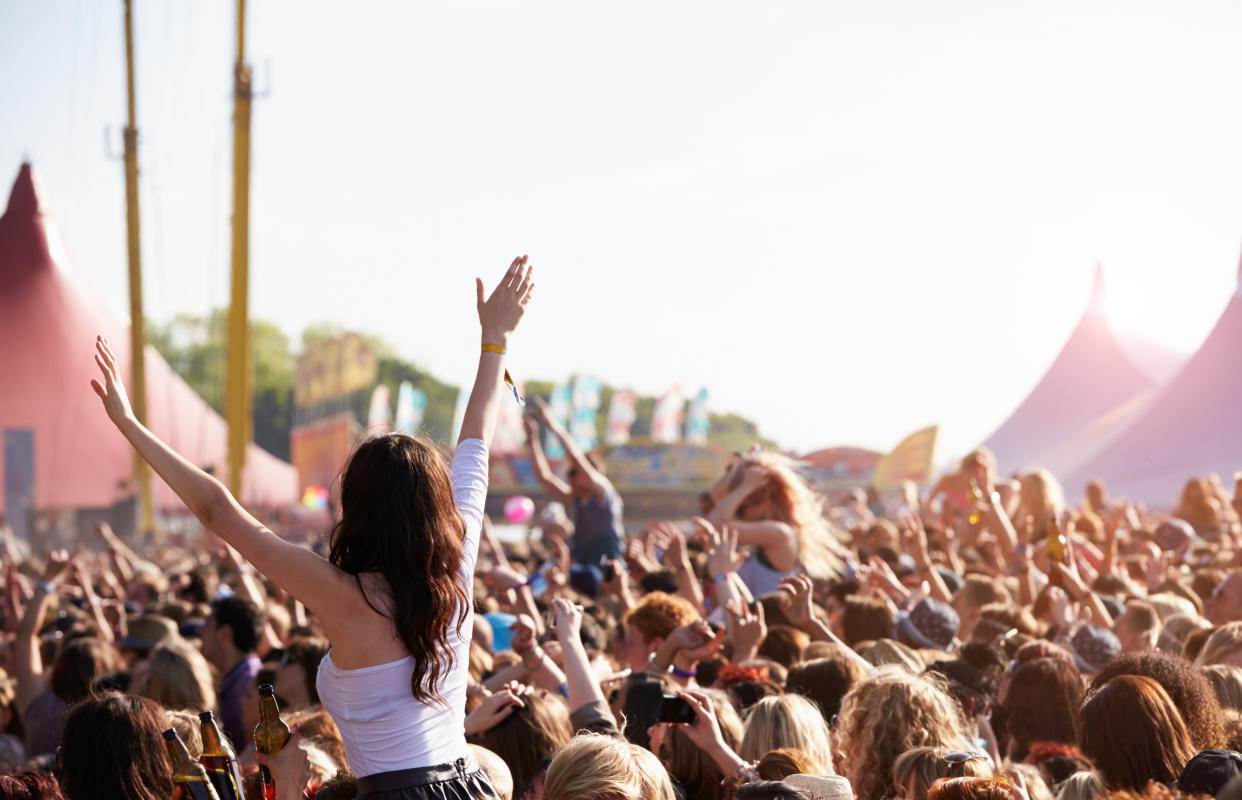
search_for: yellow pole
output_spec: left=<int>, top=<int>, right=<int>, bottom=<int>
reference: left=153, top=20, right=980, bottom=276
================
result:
left=226, top=0, right=252, bottom=499
left=122, top=0, right=155, bottom=538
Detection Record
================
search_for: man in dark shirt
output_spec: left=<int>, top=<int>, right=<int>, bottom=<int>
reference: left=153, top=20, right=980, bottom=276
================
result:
left=200, top=596, right=265, bottom=748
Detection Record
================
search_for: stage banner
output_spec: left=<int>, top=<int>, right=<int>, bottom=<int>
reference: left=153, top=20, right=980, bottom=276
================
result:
left=294, top=332, right=377, bottom=408
left=650, top=385, right=685, bottom=443
left=605, top=389, right=637, bottom=446
left=685, top=387, right=710, bottom=445
left=394, top=382, right=428, bottom=436
left=290, top=417, right=356, bottom=496
left=543, top=383, right=572, bottom=459
left=570, top=375, right=603, bottom=451
left=871, top=425, right=940, bottom=488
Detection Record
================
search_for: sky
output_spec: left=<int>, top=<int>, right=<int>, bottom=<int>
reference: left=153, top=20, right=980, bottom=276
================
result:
left=4, top=1, right=1242, bottom=463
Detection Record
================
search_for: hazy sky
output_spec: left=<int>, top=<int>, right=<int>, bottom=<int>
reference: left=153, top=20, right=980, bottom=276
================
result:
left=4, top=1, right=1242, bottom=464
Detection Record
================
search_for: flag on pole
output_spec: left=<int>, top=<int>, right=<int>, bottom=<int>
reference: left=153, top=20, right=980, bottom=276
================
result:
left=605, top=389, right=637, bottom=446
left=544, top=383, right=572, bottom=458
left=366, top=385, right=392, bottom=434
left=870, top=425, right=940, bottom=488
left=394, top=381, right=428, bottom=436
left=651, top=385, right=685, bottom=443
left=570, top=375, right=603, bottom=450
left=684, top=387, right=710, bottom=445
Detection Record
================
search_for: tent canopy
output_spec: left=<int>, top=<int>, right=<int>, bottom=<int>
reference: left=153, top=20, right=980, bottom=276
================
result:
left=0, top=162, right=297, bottom=517
left=980, top=265, right=1175, bottom=479
left=1066, top=259, right=1242, bottom=506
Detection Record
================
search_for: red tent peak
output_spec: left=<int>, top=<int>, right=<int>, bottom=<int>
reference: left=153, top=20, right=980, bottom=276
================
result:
left=4, top=163, right=43, bottom=219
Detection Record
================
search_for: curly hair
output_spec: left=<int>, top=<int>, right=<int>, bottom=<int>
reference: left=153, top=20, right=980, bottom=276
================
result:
left=1089, top=651, right=1226, bottom=750
left=834, top=667, right=974, bottom=800
left=622, top=592, right=699, bottom=645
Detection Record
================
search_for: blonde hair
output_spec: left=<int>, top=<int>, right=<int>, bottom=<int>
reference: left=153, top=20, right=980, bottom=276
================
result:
left=893, top=746, right=995, bottom=800
left=739, top=694, right=834, bottom=773
left=1196, top=622, right=1242, bottom=667
left=139, top=637, right=217, bottom=712
left=544, top=734, right=676, bottom=800
left=834, top=667, right=973, bottom=800
left=164, top=709, right=203, bottom=759
left=738, top=452, right=847, bottom=581
left=1202, top=664, right=1242, bottom=711
left=1017, top=469, right=1065, bottom=536
left=1147, top=594, right=1198, bottom=622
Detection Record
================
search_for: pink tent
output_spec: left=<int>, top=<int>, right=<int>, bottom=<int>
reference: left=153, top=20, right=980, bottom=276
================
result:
left=980, top=266, right=1173, bottom=478
left=0, top=162, right=297, bottom=522
left=1066, top=260, right=1242, bottom=505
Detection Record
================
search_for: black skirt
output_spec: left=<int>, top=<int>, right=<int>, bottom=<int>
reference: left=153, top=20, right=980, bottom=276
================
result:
left=355, top=757, right=499, bottom=800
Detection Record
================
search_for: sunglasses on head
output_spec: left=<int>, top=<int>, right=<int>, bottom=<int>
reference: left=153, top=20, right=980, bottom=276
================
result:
left=943, top=751, right=988, bottom=778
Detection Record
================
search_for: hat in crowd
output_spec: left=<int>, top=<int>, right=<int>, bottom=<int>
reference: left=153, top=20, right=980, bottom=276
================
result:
left=861, top=639, right=924, bottom=674
left=1069, top=624, right=1121, bottom=673
left=1096, top=593, right=1125, bottom=621
left=1177, top=750, right=1242, bottom=797
left=936, top=567, right=965, bottom=595
left=119, top=614, right=177, bottom=651
left=1155, top=518, right=1196, bottom=553
left=784, top=774, right=853, bottom=800
left=896, top=597, right=960, bottom=651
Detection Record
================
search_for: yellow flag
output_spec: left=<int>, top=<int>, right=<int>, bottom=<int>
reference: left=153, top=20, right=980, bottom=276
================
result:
left=871, top=425, right=939, bottom=488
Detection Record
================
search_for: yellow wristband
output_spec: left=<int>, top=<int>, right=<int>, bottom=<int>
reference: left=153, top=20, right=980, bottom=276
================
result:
left=482, top=344, right=506, bottom=355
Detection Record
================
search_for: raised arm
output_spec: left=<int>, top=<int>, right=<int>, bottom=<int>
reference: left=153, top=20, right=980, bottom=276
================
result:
left=531, top=397, right=608, bottom=496
left=523, top=415, right=572, bottom=505
left=89, top=336, right=357, bottom=633
left=458, top=255, right=534, bottom=447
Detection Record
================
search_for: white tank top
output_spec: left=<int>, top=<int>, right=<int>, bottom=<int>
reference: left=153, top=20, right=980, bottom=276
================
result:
left=316, top=438, right=488, bottom=776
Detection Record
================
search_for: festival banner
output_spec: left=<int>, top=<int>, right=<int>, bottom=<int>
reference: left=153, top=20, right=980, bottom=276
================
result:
left=570, top=375, right=603, bottom=450
left=394, top=382, right=428, bottom=436
left=543, top=382, right=572, bottom=459
left=870, top=425, right=940, bottom=488
left=605, top=389, right=637, bottom=446
left=684, top=387, right=710, bottom=445
left=366, top=385, right=392, bottom=434
left=651, top=384, right=685, bottom=443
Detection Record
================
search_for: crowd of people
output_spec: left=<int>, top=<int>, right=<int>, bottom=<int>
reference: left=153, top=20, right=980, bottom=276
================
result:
left=4, top=258, right=1242, bottom=800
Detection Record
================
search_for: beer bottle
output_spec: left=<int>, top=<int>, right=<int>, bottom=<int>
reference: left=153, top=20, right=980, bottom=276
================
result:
left=254, top=684, right=292, bottom=800
left=199, top=710, right=243, bottom=800
left=967, top=480, right=984, bottom=526
left=163, top=728, right=222, bottom=800
left=1046, top=515, right=1067, bottom=586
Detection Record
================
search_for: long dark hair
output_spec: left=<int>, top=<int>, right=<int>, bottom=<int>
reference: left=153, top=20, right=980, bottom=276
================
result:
left=59, top=693, right=173, bottom=800
left=329, top=433, right=469, bottom=705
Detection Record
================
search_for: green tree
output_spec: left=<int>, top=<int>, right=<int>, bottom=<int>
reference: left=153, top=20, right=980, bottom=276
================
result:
left=147, top=310, right=294, bottom=460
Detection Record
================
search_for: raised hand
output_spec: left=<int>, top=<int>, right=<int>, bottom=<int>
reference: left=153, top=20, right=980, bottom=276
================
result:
left=89, top=336, right=133, bottom=425
left=726, top=599, right=766, bottom=663
left=40, top=549, right=73, bottom=585
left=551, top=597, right=582, bottom=641
left=463, top=686, right=527, bottom=736
left=672, top=690, right=727, bottom=753
left=509, top=614, right=538, bottom=654
left=777, top=574, right=816, bottom=629
left=700, top=519, right=747, bottom=579
left=477, top=255, right=534, bottom=345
